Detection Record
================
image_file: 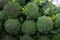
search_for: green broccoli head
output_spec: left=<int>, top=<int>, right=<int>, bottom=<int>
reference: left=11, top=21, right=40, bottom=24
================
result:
left=4, top=19, right=21, bottom=35
left=38, top=36, right=50, bottom=40
left=52, top=33, right=60, bottom=40
left=55, top=13, right=60, bottom=28
left=3, top=2, right=22, bottom=18
left=20, top=35, right=34, bottom=40
left=23, top=2, right=40, bottom=19
left=21, top=20, right=36, bottom=35
left=37, top=16, right=53, bottom=34
left=0, top=11, right=6, bottom=22
left=0, top=22, right=2, bottom=33
left=2, top=35, right=17, bottom=40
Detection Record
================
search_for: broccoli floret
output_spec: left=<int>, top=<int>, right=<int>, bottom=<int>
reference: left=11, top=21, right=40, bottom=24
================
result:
left=21, top=20, right=36, bottom=35
left=41, top=1, right=57, bottom=16
left=38, top=36, right=50, bottom=40
left=0, top=11, right=6, bottom=22
left=20, top=35, right=35, bottom=40
left=0, top=0, right=11, bottom=9
left=0, top=22, right=2, bottom=33
left=4, top=19, right=21, bottom=35
left=3, top=2, right=22, bottom=18
left=55, top=13, right=60, bottom=28
left=23, top=2, right=40, bottom=19
left=52, top=33, right=60, bottom=40
left=2, top=35, right=17, bottom=40
left=37, top=16, right=53, bottom=34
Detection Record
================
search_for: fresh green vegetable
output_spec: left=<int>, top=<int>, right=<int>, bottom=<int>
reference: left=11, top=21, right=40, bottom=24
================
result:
left=55, top=13, right=60, bottom=28
left=4, top=19, right=21, bottom=35
left=15, top=0, right=26, bottom=6
left=0, top=11, right=6, bottom=21
left=0, top=0, right=60, bottom=40
left=4, top=2, right=22, bottom=18
left=37, top=16, right=53, bottom=34
left=23, top=2, right=40, bottom=19
left=38, top=36, right=50, bottom=40
left=21, top=20, right=36, bottom=35
left=20, top=35, right=35, bottom=40
left=2, top=35, right=17, bottom=40
left=0, top=0, right=11, bottom=9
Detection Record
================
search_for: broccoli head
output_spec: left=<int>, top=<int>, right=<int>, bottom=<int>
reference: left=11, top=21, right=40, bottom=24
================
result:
left=21, top=20, right=36, bottom=35
left=20, top=35, right=35, bottom=40
left=3, top=2, right=22, bottom=18
left=23, top=2, right=40, bottom=19
left=55, top=13, right=60, bottom=28
left=0, top=22, right=2, bottom=33
left=4, top=19, right=21, bottom=35
left=38, top=36, right=50, bottom=40
left=2, top=35, right=17, bottom=40
left=52, top=33, right=60, bottom=40
left=37, top=16, right=53, bottom=34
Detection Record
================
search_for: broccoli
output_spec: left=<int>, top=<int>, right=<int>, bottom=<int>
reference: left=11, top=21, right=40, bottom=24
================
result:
left=0, top=0, right=11, bottom=9
left=20, top=35, right=35, bottom=40
left=23, top=2, right=40, bottom=19
left=55, top=7, right=60, bottom=13
left=52, top=33, right=60, bottom=40
left=15, top=0, right=26, bottom=6
left=38, top=36, right=50, bottom=40
left=0, top=11, right=6, bottom=22
left=40, top=1, right=57, bottom=16
left=21, top=20, right=36, bottom=35
left=55, top=13, right=60, bottom=28
left=37, top=16, right=53, bottom=34
left=4, top=19, right=21, bottom=35
left=3, top=2, right=22, bottom=18
left=0, top=22, right=2, bottom=33
left=2, top=35, right=17, bottom=40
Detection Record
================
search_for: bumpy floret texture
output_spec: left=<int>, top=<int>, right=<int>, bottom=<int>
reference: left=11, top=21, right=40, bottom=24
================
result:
left=0, top=11, right=6, bottom=21
left=23, top=2, right=40, bottom=19
left=4, top=19, right=21, bottom=35
left=0, top=0, right=11, bottom=9
left=0, top=0, right=60, bottom=40
left=2, top=35, right=17, bottom=40
left=4, top=2, right=22, bottom=18
left=37, top=16, right=53, bottom=34
left=38, top=36, right=50, bottom=40
left=20, top=35, right=35, bottom=40
left=21, top=20, right=36, bottom=35
left=41, top=2, right=57, bottom=16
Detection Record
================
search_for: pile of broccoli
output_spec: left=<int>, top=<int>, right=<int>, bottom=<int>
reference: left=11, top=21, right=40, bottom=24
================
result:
left=0, top=0, right=60, bottom=40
